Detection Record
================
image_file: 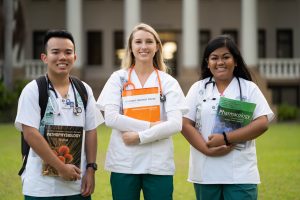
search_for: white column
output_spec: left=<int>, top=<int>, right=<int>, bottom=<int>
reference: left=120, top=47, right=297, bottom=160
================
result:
left=182, top=0, right=199, bottom=69
left=124, top=0, right=141, bottom=44
left=241, top=0, right=257, bottom=67
left=66, top=0, right=83, bottom=68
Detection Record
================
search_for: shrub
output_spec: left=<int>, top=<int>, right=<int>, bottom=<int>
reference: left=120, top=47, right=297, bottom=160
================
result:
left=0, top=79, right=29, bottom=122
left=277, top=103, right=300, bottom=121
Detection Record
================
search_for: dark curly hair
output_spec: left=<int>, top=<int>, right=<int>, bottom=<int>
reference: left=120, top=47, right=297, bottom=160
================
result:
left=200, top=35, right=252, bottom=81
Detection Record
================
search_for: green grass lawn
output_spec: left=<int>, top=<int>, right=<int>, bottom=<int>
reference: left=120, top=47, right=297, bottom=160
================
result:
left=0, top=123, right=299, bottom=200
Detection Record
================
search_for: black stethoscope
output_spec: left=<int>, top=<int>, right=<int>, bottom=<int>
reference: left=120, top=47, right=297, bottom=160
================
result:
left=203, top=76, right=243, bottom=102
left=46, top=75, right=82, bottom=116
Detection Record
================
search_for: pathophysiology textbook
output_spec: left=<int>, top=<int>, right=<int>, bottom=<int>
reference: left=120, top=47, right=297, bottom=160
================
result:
left=42, top=125, right=84, bottom=176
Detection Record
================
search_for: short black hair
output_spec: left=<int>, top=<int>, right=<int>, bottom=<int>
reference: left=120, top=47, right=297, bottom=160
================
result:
left=200, top=34, right=252, bottom=81
left=43, top=29, right=75, bottom=53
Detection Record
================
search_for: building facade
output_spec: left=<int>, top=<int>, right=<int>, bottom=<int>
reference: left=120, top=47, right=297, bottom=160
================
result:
left=1, top=0, right=300, bottom=107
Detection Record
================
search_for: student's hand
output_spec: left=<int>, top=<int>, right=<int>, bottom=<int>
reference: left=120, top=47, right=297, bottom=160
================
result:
left=122, top=132, right=140, bottom=145
left=207, top=134, right=226, bottom=147
left=58, top=164, right=81, bottom=181
left=81, top=168, right=95, bottom=197
left=206, top=145, right=233, bottom=156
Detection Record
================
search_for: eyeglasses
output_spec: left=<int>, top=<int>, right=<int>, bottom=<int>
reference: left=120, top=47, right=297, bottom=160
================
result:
left=207, top=54, right=234, bottom=64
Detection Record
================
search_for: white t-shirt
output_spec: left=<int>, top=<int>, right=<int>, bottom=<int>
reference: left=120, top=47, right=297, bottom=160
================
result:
left=15, top=79, right=104, bottom=197
left=184, top=77, right=274, bottom=184
left=97, top=69, right=188, bottom=175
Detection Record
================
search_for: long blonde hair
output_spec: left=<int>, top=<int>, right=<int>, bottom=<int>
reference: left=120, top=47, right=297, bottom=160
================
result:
left=121, top=23, right=168, bottom=72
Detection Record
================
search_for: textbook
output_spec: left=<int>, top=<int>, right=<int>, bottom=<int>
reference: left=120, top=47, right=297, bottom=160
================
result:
left=42, top=125, right=84, bottom=176
left=212, top=97, right=256, bottom=150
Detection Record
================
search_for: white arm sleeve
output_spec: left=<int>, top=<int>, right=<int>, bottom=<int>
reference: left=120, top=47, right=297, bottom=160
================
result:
left=138, top=110, right=182, bottom=144
left=104, top=104, right=150, bottom=132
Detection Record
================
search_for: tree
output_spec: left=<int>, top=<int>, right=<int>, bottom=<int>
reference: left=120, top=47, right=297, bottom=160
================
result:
left=3, top=0, right=13, bottom=90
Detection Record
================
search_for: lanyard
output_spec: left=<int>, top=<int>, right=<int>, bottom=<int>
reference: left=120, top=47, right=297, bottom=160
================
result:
left=123, top=67, right=166, bottom=102
left=46, top=74, right=82, bottom=116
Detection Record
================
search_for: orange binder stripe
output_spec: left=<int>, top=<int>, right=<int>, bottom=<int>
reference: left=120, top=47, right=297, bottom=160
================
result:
left=123, top=105, right=160, bottom=122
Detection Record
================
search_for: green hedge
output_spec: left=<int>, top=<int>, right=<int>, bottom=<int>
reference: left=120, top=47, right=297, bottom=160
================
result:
left=0, top=79, right=29, bottom=122
left=277, top=103, right=300, bottom=121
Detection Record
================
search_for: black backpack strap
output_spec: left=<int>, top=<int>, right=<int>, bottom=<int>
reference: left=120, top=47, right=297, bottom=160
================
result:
left=18, top=131, right=29, bottom=176
left=70, top=76, right=88, bottom=110
left=36, top=75, right=49, bottom=119
left=18, top=75, right=48, bottom=176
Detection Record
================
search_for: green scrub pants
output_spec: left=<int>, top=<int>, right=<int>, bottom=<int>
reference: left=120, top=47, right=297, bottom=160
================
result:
left=194, top=183, right=257, bottom=200
left=25, top=194, right=91, bottom=200
left=110, top=172, right=173, bottom=200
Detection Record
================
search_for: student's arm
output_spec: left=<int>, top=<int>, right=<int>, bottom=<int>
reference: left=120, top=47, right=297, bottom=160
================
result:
left=104, top=104, right=151, bottom=132
left=81, top=129, right=97, bottom=197
left=207, top=115, right=269, bottom=147
left=22, top=124, right=81, bottom=181
left=182, top=117, right=232, bottom=156
left=122, top=110, right=181, bottom=145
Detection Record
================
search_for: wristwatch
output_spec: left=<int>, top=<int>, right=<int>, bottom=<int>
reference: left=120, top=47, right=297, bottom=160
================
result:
left=86, top=163, right=98, bottom=171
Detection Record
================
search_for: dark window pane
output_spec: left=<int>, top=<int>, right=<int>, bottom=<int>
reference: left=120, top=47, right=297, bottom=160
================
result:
left=269, top=85, right=299, bottom=106
left=114, top=31, right=124, bottom=67
left=258, top=29, right=266, bottom=58
left=159, top=31, right=178, bottom=76
left=222, top=29, right=238, bottom=45
left=199, top=30, right=210, bottom=58
left=33, top=30, right=46, bottom=59
left=87, top=31, right=102, bottom=65
left=277, top=29, right=293, bottom=58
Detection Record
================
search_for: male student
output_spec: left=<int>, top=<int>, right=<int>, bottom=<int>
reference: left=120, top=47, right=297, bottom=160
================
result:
left=15, top=29, right=103, bottom=200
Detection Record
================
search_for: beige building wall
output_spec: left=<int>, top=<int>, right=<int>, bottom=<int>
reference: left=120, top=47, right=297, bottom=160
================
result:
left=12, top=0, right=300, bottom=102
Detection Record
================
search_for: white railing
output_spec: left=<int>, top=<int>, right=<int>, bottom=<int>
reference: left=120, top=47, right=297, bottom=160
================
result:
left=258, top=58, right=300, bottom=79
left=21, top=58, right=300, bottom=80
left=24, top=59, right=47, bottom=79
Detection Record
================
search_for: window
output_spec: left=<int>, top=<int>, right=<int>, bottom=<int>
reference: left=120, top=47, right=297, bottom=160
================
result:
left=159, top=31, right=178, bottom=76
left=113, top=31, right=124, bottom=67
left=33, top=30, right=47, bottom=59
left=222, top=29, right=238, bottom=45
left=258, top=29, right=266, bottom=58
left=277, top=29, right=293, bottom=58
left=269, top=85, right=299, bottom=106
left=87, top=31, right=102, bottom=66
left=199, top=30, right=211, bottom=58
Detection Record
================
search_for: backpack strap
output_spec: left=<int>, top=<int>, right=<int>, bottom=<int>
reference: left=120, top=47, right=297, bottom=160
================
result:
left=18, top=76, right=48, bottom=176
left=18, top=132, right=29, bottom=176
left=70, top=76, right=88, bottom=110
left=36, top=75, right=49, bottom=119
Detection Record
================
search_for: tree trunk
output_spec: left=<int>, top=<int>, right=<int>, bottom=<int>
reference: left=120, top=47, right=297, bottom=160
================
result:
left=3, top=0, right=13, bottom=90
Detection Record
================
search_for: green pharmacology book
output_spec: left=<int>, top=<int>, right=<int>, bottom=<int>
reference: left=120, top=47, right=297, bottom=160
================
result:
left=43, top=125, right=84, bottom=176
left=212, top=97, right=256, bottom=150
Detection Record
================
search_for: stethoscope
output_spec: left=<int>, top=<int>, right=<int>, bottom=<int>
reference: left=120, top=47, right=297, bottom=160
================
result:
left=123, top=67, right=166, bottom=102
left=203, top=76, right=242, bottom=102
left=46, top=74, right=82, bottom=116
